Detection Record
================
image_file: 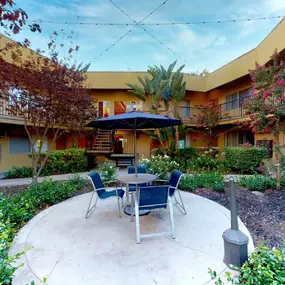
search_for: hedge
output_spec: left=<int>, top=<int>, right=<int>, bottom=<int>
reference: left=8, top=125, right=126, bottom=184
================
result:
left=39, top=148, right=88, bottom=176
left=225, top=146, right=267, bottom=173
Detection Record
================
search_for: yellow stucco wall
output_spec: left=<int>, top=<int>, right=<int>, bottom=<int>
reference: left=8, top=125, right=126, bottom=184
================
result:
left=0, top=137, right=31, bottom=172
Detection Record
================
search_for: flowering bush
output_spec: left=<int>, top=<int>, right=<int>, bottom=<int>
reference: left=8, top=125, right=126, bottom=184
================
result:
left=98, top=161, right=118, bottom=185
left=192, top=101, right=229, bottom=146
left=139, top=155, right=179, bottom=179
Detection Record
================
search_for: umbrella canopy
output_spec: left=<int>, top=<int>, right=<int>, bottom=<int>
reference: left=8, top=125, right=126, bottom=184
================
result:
left=87, top=111, right=182, bottom=130
left=88, top=111, right=182, bottom=176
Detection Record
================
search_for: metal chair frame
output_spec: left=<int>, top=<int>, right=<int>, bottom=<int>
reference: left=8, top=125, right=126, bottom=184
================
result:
left=154, top=171, right=187, bottom=215
left=131, top=185, right=175, bottom=244
left=85, top=173, right=124, bottom=219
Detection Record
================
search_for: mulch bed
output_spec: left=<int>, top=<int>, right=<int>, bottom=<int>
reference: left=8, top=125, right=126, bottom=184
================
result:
left=194, top=185, right=285, bottom=248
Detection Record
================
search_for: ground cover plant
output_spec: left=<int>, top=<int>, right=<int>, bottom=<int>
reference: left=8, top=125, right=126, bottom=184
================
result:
left=179, top=172, right=225, bottom=192
left=209, top=243, right=285, bottom=285
left=0, top=175, right=87, bottom=285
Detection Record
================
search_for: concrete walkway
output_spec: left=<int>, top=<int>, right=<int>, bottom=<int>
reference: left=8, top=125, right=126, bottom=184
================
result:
left=0, top=171, right=250, bottom=187
left=0, top=170, right=130, bottom=187
left=10, top=192, right=254, bottom=285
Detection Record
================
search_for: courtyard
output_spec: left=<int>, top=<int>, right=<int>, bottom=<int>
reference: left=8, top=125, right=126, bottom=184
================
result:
left=9, top=190, right=253, bottom=285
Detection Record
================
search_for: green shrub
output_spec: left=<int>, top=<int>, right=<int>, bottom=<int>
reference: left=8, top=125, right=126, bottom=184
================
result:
left=6, top=166, right=33, bottom=179
left=194, top=157, right=228, bottom=172
left=140, top=154, right=179, bottom=179
left=225, top=146, right=267, bottom=173
left=151, top=147, right=167, bottom=156
left=196, top=147, right=219, bottom=158
left=98, top=161, right=118, bottom=185
left=178, top=147, right=198, bottom=160
left=6, top=149, right=88, bottom=179
left=0, top=211, right=24, bottom=285
left=239, top=175, right=276, bottom=191
left=209, top=243, right=285, bottom=285
left=179, top=172, right=225, bottom=192
left=39, top=148, right=88, bottom=176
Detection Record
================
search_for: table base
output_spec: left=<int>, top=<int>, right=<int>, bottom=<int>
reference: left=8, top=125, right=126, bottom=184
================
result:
left=124, top=205, right=150, bottom=216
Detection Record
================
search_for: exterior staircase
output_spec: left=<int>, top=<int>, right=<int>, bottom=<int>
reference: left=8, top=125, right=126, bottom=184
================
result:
left=90, top=129, right=114, bottom=154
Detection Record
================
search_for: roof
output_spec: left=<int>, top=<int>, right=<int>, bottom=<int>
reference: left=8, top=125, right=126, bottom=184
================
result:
left=1, top=18, right=285, bottom=92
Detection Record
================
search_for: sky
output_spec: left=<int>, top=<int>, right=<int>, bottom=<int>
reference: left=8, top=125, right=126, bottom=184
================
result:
left=2, top=0, right=285, bottom=73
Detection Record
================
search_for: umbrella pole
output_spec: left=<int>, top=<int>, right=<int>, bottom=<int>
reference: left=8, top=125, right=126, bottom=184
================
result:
left=134, top=128, right=137, bottom=177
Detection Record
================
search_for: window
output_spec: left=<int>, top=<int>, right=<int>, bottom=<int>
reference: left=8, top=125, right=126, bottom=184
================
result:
left=239, top=88, right=253, bottom=106
left=225, top=132, right=238, bottom=147
left=98, top=101, right=110, bottom=117
left=225, top=131, right=254, bottom=147
left=180, top=100, right=190, bottom=117
left=9, top=136, right=30, bottom=154
left=31, top=136, right=48, bottom=152
left=225, top=93, right=238, bottom=110
left=126, top=101, right=143, bottom=112
left=114, top=101, right=126, bottom=115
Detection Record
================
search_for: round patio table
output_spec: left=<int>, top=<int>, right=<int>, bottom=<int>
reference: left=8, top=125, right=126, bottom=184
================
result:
left=117, top=173, right=157, bottom=216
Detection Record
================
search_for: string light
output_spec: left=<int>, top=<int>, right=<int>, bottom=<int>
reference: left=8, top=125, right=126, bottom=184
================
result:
left=33, top=15, right=284, bottom=27
left=88, top=0, right=168, bottom=63
left=109, top=0, right=187, bottom=64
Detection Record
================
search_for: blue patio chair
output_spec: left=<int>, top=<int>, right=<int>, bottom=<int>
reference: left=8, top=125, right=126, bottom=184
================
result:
left=128, top=166, right=147, bottom=189
left=85, top=171, right=125, bottom=219
left=154, top=170, right=187, bottom=215
left=131, top=185, right=175, bottom=243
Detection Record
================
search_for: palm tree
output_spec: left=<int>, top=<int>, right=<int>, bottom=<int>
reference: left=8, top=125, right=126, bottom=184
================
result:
left=126, top=61, right=187, bottom=152
left=126, top=66, right=168, bottom=146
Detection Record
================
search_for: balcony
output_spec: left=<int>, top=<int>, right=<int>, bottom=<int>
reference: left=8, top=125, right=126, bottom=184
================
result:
left=180, top=98, right=248, bottom=125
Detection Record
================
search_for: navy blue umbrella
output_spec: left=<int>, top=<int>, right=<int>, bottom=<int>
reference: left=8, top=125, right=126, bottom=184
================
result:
left=88, top=111, right=182, bottom=175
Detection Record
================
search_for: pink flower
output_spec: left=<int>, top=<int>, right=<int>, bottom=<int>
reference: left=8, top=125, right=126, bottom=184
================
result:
left=277, top=79, right=285, bottom=86
left=250, top=114, right=255, bottom=120
left=263, top=90, right=271, bottom=99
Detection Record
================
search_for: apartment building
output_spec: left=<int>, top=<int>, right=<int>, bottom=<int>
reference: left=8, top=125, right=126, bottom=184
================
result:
left=0, top=18, right=284, bottom=171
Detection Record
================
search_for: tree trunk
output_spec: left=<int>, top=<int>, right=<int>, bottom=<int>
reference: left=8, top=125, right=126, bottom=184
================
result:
left=175, top=125, right=179, bottom=153
left=274, top=133, right=281, bottom=189
left=156, top=129, right=164, bottom=148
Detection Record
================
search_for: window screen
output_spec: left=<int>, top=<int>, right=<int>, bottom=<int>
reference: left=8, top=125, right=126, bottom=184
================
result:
left=239, top=88, right=253, bottom=106
left=225, top=93, right=238, bottom=110
left=9, top=136, right=30, bottom=154
left=180, top=100, right=190, bottom=117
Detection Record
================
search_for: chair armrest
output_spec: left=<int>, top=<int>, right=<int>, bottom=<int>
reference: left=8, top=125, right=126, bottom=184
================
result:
left=104, top=180, right=118, bottom=185
left=94, top=187, right=106, bottom=191
left=154, top=179, right=168, bottom=183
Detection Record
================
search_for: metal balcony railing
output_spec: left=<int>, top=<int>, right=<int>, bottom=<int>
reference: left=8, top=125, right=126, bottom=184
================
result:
left=179, top=98, right=250, bottom=124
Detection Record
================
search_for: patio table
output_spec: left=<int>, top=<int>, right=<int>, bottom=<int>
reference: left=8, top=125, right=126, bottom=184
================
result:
left=117, top=173, right=157, bottom=216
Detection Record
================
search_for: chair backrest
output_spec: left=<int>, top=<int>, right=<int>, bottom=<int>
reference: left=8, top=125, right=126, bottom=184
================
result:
left=88, top=171, right=106, bottom=198
left=138, top=185, right=169, bottom=210
left=128, top=165, right=147, bottom=174
left=168, top=170, right=184, bottom=197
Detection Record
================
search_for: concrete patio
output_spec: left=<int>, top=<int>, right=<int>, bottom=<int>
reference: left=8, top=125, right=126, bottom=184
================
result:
left=10, top=191, right=254, bottom=285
